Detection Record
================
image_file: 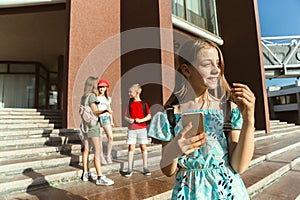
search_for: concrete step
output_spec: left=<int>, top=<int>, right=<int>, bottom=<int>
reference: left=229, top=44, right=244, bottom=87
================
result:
left=255, top=127, right=300, bottom=142
left=0, top=136, right=79, bottom=148
left=242, top=145, right=300, bottom=197
left=0, top=119, right=50, bottom=124
left=1, top=165, right=174, bottom=200
left=0, top=144, right=83, bottom=161
left=0, top=111, right=40, bottom=116
left=268, top=123, right=295, bottom=130
left=0, top=130, right=62, bottom=140
left=0, top=150, right=162, bottom=196
left=0, top=132, right=127, bottom=148
left=0, top=123, right=54, bottom=129
left=254, top=121, right=296, bottom=136
left=0, top=108, right=38, bottom=112
left=1, top=117, right=299, bottom=199
left=0, top=127, right=126, bottom=138
left=0, top=140, right=161, bottom=174
left=269, top=120, right=287, bottom=126
left=0, top=115, right=45, bottom=119
left=0, top=153, right=83, bottom=175
left=254, top=132, right=300, bottom=157
left=251, top=163, right=300, bottom=200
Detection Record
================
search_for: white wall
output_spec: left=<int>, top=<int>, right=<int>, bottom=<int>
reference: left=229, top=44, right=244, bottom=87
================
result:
left=0, top=10, right=66, bottom=72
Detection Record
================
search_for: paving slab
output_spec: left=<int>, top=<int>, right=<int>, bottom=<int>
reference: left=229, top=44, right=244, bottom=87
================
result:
left=3, top=167, right=175, bottom=200
left=251, top=169, right=300, bottom=200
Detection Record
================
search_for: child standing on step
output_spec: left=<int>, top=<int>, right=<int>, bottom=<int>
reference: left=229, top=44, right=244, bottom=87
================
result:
left=97, top=79, right=114, bottom=165
left=148, top=39, right=256, bottom=199
left=80, top=76, right=114, bottom=186
left=124, top=84, right=151, bottom=177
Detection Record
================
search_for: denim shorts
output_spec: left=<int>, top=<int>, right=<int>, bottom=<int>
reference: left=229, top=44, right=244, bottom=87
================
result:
left=99, top=115, right=111, bottom=127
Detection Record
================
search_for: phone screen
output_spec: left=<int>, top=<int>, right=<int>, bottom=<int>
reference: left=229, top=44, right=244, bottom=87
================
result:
left=182, top=112, right=204, bottom=138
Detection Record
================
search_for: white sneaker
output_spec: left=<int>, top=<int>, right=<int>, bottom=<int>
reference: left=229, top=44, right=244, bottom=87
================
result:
left=96, top=175, right=114, bottom=186
left=82, top=171, right=97, bottom=181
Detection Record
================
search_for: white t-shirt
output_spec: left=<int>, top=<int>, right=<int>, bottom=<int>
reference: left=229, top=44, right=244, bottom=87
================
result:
left=97, top=96, right=111, bottom=116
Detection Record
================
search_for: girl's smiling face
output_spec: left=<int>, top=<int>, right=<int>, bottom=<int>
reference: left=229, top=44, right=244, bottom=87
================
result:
left=98, top=86, right=107, bottom=95
left=191, top=46, right=221, bottom=90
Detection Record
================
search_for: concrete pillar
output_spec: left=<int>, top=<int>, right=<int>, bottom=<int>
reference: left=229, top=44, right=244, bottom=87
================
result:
left=120, top=0, right=174, bottom=124
left=216, top=0, right=270, bottom=132
left=67, top=0, right=121, bottom=128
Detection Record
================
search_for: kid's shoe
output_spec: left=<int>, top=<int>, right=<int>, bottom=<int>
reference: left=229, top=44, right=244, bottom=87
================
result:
left=96, top=175, right=114, bottom=186
left=143, top=168, right=151, bottom=176
left=124, top=170, right=133, bottom=177
left=82, top=171, right=97, bottom=181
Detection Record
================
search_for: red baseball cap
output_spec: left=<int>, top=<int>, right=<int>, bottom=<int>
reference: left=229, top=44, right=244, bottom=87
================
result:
left=98, top=79, right=110, bottom=88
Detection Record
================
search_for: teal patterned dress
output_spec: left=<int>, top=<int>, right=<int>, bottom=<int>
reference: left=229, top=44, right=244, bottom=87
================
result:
left=148, top=108, right=250, bottom=200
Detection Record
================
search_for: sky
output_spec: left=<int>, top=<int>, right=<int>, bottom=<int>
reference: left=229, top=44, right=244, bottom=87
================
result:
left=257, top=0, right=300, bottom=87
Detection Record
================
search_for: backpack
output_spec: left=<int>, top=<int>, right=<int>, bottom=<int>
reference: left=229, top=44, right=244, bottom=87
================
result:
left=127, top=98, right=151, bottom=129
left=79, top=93, right=98, bottom=133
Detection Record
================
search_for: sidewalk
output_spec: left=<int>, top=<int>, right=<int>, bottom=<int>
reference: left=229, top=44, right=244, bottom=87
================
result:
left=4, top=166, right=175, bottom=200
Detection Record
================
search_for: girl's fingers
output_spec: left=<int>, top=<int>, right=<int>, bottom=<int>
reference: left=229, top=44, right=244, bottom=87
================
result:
left=188, top=133, right=206, bottom=150
left=189, top=132, right=205, bottom=143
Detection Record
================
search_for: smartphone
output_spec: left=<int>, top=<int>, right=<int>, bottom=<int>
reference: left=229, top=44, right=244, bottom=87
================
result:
left=182, top=112, right=204, bottom=138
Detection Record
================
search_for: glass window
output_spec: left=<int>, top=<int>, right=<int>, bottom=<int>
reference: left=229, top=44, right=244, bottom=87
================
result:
left=0, top=74, right=35, bottom=108
left=39, top=66, right=48, bottom=79
left=38, top=77, right=47, bottom=109
left=172, top=0, right=185, bottom=19
left=10, top=63, right=36, bottom=73
left=172, top=0, right=219, bottom=35
left=0, top=64, right=8, bottom=73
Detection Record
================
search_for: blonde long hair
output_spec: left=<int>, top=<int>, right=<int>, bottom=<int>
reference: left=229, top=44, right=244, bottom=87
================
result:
left=165, top=38, right=231, bottom=107
left=83, top=76, right=99, bottom=97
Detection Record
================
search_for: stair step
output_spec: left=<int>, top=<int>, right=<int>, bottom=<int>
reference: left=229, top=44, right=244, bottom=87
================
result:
left=0, top=153, right=83, bottom=175
left=0, top=115, right=45, bottom=119
left=0, top=144, right=82, bottom=161
left=0, top=124, right=54, bottom=129
left=242, top=161, right=288, bottom=196
left=0, top=119, right=49, bottom=124
left=254, top=132, right=300, bottom=156
left=0, top=143, right=161, bottom=174
left=242, top=144, right=300, bottom=196
left=251, top=163, right=300, bottom=200
left=269, top=120, right=284, bottom=125
left=255, top=126, right=300, bottom=139
left=0, top=111, right=40, bottom=116
left=0, top=151, right=161, bottom=196
left=0, top=136, right=80, bottom=148
left=0, top=132, right=128, bottom=147
left=0, top=108, right=37, bottom=112
left=0, top=112, right=299, bottom=198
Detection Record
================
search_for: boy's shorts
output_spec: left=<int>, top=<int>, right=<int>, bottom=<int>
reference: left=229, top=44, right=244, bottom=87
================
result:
left=126, top=128, right=148, bottom=145
left=99, top=115, right=111, bottom=127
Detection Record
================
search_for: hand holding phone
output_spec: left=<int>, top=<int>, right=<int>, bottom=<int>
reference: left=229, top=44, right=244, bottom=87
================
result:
left=182, top=112, right=204, bottom=139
